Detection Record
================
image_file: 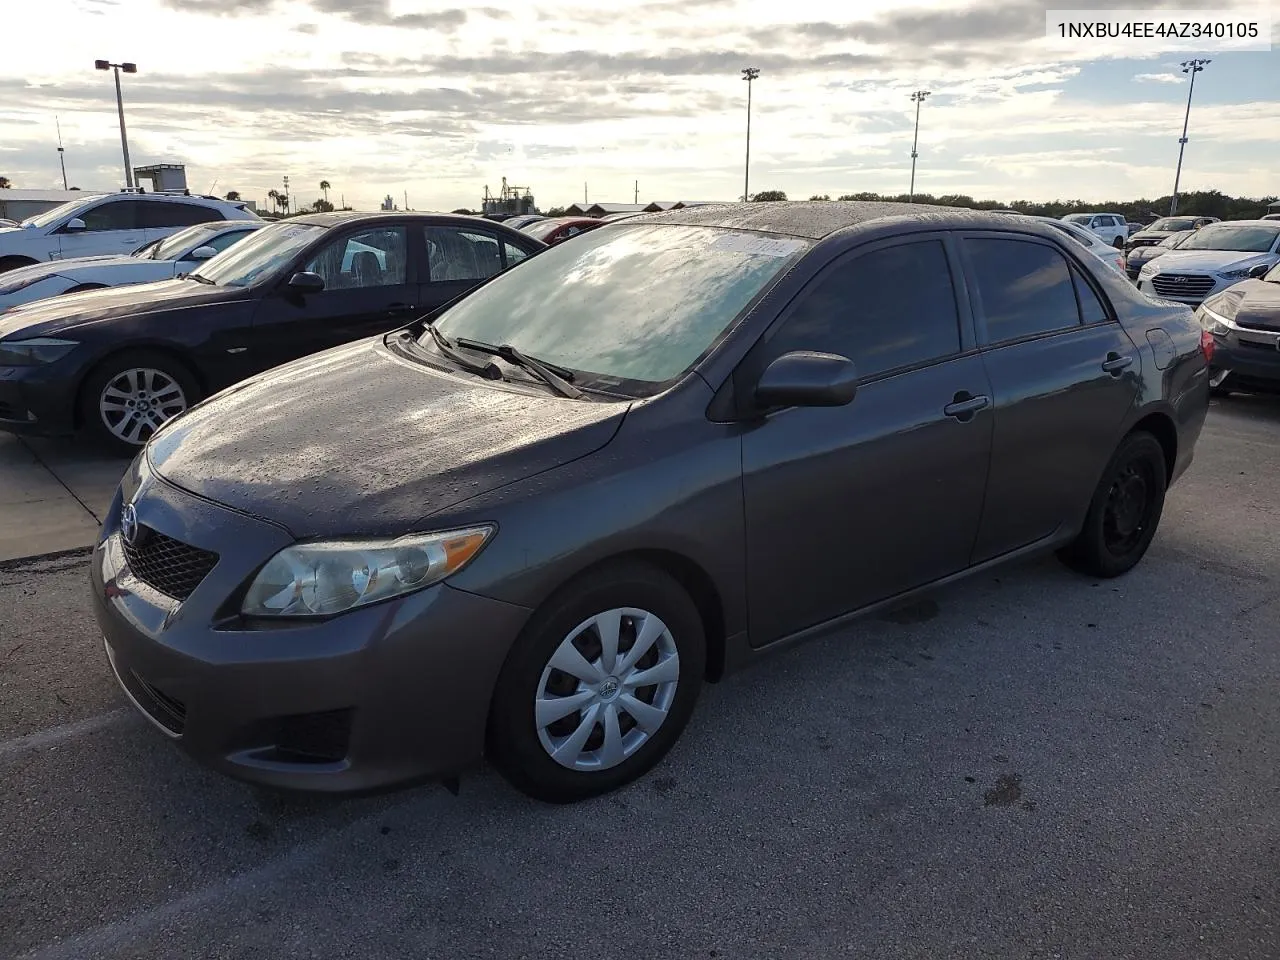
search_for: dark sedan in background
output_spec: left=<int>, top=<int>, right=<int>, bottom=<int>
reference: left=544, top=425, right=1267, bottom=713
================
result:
left=1198, top=260, right=1280, bottom=395
left=521, top=216, right=606, bottom=245
left=1125, top=229, right=1194, bottom=280
left=1126, top=215, right=1218, bottom=255
left=0, top=212, right=544, bottom=452
left=91, top=202, right=1210, bottom=804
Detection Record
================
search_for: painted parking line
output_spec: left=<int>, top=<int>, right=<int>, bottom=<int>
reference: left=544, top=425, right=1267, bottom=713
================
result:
left=0, top=709, right=135, bottom=762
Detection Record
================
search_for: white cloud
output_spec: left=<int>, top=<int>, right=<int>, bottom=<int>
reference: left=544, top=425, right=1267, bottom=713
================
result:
left=1133, top=72, right=1185, bottom=83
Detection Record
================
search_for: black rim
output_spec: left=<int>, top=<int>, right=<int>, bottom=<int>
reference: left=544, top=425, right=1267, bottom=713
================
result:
left=1102, top=459, right=1156, bottom=557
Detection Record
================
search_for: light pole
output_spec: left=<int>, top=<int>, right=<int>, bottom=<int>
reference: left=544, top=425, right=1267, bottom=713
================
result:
left=94, top=59, right=137, bottom=189
left=1169, top=58, right=1210, bottom=217
left=908, top=90, right=931, bottom=202
left=742, top=67, right=759, bottom=202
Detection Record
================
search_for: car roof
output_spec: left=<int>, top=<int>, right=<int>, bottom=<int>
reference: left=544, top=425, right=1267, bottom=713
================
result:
left=289, top=211, right=520, bottom=229
left=627, top=200, right=984, bottom=240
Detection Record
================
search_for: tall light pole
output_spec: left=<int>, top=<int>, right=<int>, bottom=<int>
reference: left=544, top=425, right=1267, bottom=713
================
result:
left=742, top=67, right=759, bottom=202
left=908, top=90, right=931, bottom=202
left=1169, top=58, right=1210, bottom=217
left=56, top=117, right=68, bottom=191
left=94, top=59, right=137, bottom=189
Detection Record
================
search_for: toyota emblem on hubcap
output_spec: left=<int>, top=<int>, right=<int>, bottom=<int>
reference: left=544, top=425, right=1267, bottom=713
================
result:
left=598, top=677, right=620, bottom=700
left=120, top=503, right=138, bottom=545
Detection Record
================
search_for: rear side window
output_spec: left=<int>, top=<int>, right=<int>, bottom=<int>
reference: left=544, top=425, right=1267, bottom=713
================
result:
left=140, top=202, right=223, bottom=229
left=503, top=240, right=529, bottom=267
left=425, top=227, right=503, bottom=281
left=1072, top=269, right=1110, bottom=324
left=965, top=238, right=1080, bottom=343
left=205, top=229, right=253, bottom=254
left=765, top=239, right=962, bottom=379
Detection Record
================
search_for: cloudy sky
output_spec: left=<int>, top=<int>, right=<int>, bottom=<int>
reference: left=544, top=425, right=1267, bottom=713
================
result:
left=2, top=0, right=1276, bottom=211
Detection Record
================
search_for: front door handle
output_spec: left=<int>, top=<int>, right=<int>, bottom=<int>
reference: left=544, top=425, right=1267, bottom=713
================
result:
left=943, top=393, right=991, bottom=419
left=1102, top=353, right=1134, bottom=375
left=386, top=302, right=417, bottom=314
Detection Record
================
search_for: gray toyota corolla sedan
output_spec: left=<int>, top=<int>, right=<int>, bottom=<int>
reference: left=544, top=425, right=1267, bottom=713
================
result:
left=91, top=202, right=1212, bottom=803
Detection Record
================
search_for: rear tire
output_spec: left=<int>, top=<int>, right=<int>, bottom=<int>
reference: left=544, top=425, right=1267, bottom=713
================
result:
left=487, top=560, right=706, bottom=803
left=1058, top=431, right=1167, bottom=578
left=77, top=350, right=202, bottom=457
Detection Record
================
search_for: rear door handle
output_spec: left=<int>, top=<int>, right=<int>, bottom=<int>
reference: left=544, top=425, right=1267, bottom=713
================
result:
left=943, top=394, right=990, bottom=419
left=1102, top=353, right=1134, bottom=374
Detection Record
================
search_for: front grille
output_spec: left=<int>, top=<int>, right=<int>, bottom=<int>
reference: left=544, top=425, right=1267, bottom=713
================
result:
left=131, top=672, right=187, bottom=735
left=1238, top=318, right=1280, bottom=332
left=1128, top=237, right=1162, bottom=249
left=1238, top=337, right=1280, bottom=352
left=1152, top=273, right=1216, bottom=299
left=122, top=526, right=218, bottom=601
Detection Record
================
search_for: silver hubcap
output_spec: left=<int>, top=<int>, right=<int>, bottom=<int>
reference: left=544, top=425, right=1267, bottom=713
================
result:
left=99, top=367, right=188, bottom=446
left=1209, top=369, right=1230, bottom=388
left=535, top=607, right=680, bottom=772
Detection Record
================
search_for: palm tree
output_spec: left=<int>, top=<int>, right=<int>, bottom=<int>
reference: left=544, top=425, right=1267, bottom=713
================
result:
left=225, top=190, right=241, bottom=202
left=267, top=188, right=280, bottom=213
left=0, top=177, right=11, bottom=189
left=319, top=180, right=330, bottom=204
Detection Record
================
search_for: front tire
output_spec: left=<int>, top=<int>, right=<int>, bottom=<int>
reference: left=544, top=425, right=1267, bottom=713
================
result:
left=1058, top=431, right=1167, bottom=578
left=488, top=561, right=706, bottom=803
left=78, top=350, right=201, bottom=456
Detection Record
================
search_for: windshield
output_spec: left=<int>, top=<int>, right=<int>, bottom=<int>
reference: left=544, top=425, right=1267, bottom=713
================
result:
left=149, top=223, right=219, bottom=261
left=191, top=221, right=323, bottom=286
left=1062, top=214, right=1091, bottom=225
left=428, top=224, right=807, bottom=393
left=1178, top=225, right=1280, bottom=253
left=20, top=194, right=107, bottom=229
left=1161, top=232, right=1191, bottom=248
left=1047, top=222, right=1094, bottom=246
left=1149, top=218, right=1196, bottom=232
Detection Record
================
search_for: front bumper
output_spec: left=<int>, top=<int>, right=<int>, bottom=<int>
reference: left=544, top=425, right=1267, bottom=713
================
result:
left=1208, top=325, right=1280, bottom=392
left=90, top=463, right=533, bottom=793
left=0, top=355, right=83, bottom=436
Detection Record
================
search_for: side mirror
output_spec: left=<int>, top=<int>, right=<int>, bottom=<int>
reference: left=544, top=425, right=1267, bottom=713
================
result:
left=63, top=218, right=86, bottom=232
left=188, top=245, right=219, bottom=260
left=286, top=271, right=325, bottom=294
left=754, top=351, right=858, bottom=410
left=1248, top=263, right=1270, bottom=279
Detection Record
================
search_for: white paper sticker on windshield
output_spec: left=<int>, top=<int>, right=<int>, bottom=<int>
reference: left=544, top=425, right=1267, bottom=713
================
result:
left=709, top=233, right=804, bottom=258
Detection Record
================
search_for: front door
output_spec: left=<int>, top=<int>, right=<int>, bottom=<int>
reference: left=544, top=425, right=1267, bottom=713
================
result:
left=54, top=198, right=148, bottom=259
left=739, top=235, right=994, bottom=646
left=958, top=233, right=1142, bottom=562
left=249, top=224, right=418, bottom=370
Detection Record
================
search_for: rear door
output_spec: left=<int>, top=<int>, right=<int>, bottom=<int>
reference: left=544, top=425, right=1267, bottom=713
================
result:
left=960, top=233, right=1141, bottom=562
left=54, top=198, right=148, bottom=259
left=139, top=200, right=224, bottom=244
left=419, top=225, right=508, bottom=310
left=739, top=234, right=994, bottom=645
left=249, top=224, right=418, bottom=369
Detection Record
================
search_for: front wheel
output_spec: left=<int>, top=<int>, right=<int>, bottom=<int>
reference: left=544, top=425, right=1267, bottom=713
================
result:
left=1058, top=431, right=1167, bottom=578
left=487, top=561, right=706, bottom=803
left=78, top=350, right=201, bottom=456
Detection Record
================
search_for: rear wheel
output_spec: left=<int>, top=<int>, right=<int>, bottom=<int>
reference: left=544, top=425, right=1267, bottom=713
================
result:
left=1058, top=431, right=1167, bottom=578
left=487, top=561, right=706, bottom=803
left=78, top=350, right=201, bottom=456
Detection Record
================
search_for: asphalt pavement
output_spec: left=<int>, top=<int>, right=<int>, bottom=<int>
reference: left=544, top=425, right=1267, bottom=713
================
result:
left=2, top=397, right=1279, bottom=960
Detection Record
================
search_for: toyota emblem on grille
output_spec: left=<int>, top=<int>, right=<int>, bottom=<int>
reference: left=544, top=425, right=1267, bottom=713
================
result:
left=120, top=503, right=139, bottom=545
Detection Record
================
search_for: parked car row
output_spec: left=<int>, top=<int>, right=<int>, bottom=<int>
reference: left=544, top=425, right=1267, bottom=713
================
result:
left=79, top=200, right=1212, bottom=803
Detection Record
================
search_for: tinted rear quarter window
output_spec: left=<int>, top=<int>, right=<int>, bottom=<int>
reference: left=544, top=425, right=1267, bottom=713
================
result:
left=141, top=202, right=223, bottom=229
left=965, top=238, right=1080, bottom=343
left=766, top=239, right=961, bottom=379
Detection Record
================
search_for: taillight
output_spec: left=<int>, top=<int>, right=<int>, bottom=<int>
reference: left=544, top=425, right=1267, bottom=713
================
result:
left=1200, top=327, right=1215, bottom=363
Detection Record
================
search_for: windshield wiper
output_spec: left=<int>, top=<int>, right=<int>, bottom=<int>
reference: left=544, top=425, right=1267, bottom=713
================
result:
left=420, top=325, right=504, bottom=380
left=453, top=337, right=583, bottom=399
left=185, top=274, right=215, bottom=284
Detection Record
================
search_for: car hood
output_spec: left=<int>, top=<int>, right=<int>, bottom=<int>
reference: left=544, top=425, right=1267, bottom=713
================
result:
left=1151, top=250, right=1277, bottom=273
left=0, top=277, right=236, bottom=339
left=146, top=338, right=631, bottom=538
left=1131, top=230, right=1178, bottom=242
left=1227, top=280, right=1280, bottom=329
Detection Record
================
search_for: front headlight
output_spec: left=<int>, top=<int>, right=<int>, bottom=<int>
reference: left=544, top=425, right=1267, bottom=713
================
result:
left=1139, top=262, right=1158, bottom=278
left=1217, top=267, right=1254, bottom=280
left=1197, top=296, right=1239, bottom=335
left=0, top=337, right=79, bottom=365
left=240, top=525, right=495, bottom=618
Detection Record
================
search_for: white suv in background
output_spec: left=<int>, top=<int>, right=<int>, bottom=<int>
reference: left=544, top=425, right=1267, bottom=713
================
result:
left=1061, top=212, right=1129, bottom=248
left=0, top=192, right=260, bottom=274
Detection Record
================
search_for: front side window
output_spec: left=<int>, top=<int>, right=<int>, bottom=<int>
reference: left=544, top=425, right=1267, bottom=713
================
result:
left=21, top=194, right=106, bottom=229
left=190, top=221, right=324, bottom=287
left=429, top=224, right=805, bottom=392
left=304, top=227, right=407, bottom=289
left=966, top=238, right=1081, bottom=342
left=763, top=240, right=962, bottom=380
left=79, top=200, right=144, bottom=231
left=426, top=227, right=503, bottom=281
left=205, top=229, right=254, bottom=254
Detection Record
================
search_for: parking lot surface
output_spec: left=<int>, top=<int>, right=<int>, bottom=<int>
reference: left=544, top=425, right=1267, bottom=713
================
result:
left=3, top=397, right=1279, bottom=959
